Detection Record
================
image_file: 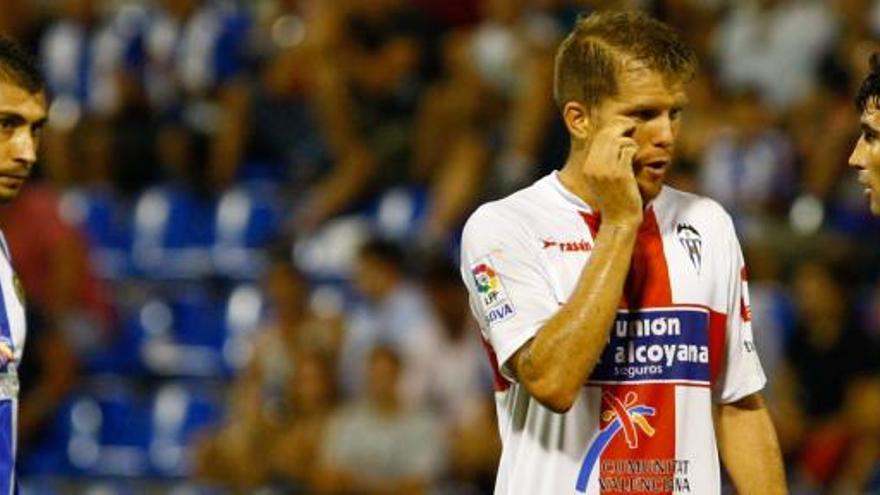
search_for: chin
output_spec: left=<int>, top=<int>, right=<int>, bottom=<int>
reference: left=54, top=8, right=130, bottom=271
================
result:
left=637, top=183, right=663, bottom=203
left=0, top=191, right=17, bottom=204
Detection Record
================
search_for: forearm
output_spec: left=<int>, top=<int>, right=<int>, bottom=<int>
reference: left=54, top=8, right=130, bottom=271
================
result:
left=303, top=149, right=375, bottom=227
left=716, top=393, right=787, bottom=494
left=513, top=222, right=637, bottom=412
left=426, top=134, right=488, bottom=238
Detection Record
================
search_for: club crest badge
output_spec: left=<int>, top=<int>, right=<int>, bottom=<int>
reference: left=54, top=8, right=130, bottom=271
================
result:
left=676, top=223, right=702, bottom=274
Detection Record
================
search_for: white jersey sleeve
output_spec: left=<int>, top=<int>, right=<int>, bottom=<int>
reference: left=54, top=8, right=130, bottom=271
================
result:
left=713, top=212, right=766, bottom=404
left=460, top=206, right=558, bottom=382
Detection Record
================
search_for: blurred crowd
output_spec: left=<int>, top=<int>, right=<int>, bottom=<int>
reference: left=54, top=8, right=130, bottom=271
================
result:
left=0, top=0, right=880, bottom=493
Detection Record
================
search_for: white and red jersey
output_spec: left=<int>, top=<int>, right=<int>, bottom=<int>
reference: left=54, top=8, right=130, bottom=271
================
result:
left=460, top=172, right=765, bottom=495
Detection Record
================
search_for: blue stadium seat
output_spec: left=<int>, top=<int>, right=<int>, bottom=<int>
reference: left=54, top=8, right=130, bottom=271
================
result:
left=47, top=381, right=153, bottom=478
left=149, top=382, right=224, bottom=477
left=124, top=284, right=263, bottom=378
left=212, top=184, right=282, bottom=279
left=220, top=284, right=264, bottom=372
left=137, top=291, right=227, bottom=378
left=131, top=186, right=216, bottom=279
left=370, top=186, right=429, bottom=241
left=59, top=188, right=134, bottom=279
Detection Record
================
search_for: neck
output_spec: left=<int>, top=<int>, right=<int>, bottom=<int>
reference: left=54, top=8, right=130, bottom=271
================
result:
left=558, top=152, right=600, bottom=211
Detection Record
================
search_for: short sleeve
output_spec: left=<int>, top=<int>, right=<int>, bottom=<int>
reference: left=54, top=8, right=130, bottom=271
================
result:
left=459, top=206, right=559, bottom=382
left=713, top=214, right=767, bottom=404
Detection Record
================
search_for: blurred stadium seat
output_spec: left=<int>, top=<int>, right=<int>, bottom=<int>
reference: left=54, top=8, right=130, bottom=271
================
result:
left=131, top=187, right=216, bottom=279
left=212, top=183, right=282, bottom=279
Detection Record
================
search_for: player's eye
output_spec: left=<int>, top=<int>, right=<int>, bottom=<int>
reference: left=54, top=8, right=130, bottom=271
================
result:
left=31, top=122, right=45, bottom=138
left=865, top=131, right=877, bottom=144
left=633, top=109, right=658, bottom=121
left=670, top=107, right=683, bottom=120
left=0, top=119, right=15, bottom=131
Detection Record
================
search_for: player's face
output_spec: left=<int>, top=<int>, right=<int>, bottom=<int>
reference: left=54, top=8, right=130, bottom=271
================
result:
left=0, top=81, right=45, bottom=204
left=591, top=65, right=687, bottom=202
left=849, top=101, right=880, bottom=216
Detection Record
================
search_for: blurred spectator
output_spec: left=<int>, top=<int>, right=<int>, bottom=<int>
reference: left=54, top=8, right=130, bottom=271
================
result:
left=239, top=0, right=332, bottom=187
left=713, top=0, right=837, bottom=111
left=774, top=259, right=879, bottom=461
left=413, top=0, right=561, bottom=242
left=315, top=345, right=445, bottom=495
left=40, top=0, right=149, bottom=187
left=698, top=89, right=796, bottom=230
left=796, top=373, right=880, bottom=492
left=192, top=254, right=339, bottom=490
left=266, top=351, right=338, bottom=492
left=144, top=0, right=252, bottom=190
left=40, top=0, right=143, bottom=118
left=295, top=0, right=435, bottom=231
left=340, top=239, right=442, bottom=404
left=785, top=260, right=877, bottom=419
left=421, top=257, right=499, bottom=492
left=420, top=257, right=492, bottom=423
left=743, top=240, right=794, bottom=396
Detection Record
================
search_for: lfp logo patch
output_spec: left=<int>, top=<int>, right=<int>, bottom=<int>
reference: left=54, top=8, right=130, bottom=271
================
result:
left=471, top=259, right=515, bottom=324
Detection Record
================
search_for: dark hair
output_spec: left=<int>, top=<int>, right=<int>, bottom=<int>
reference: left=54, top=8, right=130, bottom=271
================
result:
left=358, top=239, right=406, bottom=270
left=856, top=53, right=880, bottom=113
left=553, top=10, right=696, bottom=110
left=0, top=36, right=43, bottom=93
left=422, top=254, right=460, bottom=288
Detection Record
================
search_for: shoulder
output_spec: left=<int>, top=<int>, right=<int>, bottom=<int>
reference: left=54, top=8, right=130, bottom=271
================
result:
left=462, top=177, right=554, bottom=247
left=659, top=186, right=735, bottom=233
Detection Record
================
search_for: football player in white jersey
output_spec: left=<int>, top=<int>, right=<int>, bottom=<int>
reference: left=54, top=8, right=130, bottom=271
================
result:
left=0, top=36, right=46, bottom=493
left=460, top=11, right=786, bottom=494
left=850, top=53, right=880, bottom=217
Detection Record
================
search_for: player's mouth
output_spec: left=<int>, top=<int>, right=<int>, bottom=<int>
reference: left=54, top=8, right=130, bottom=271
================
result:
left=0, top=173, right=27, bottom=188
left=859, top=173, right=873, bottom=199
left=637, top=158, right=670, bottom=179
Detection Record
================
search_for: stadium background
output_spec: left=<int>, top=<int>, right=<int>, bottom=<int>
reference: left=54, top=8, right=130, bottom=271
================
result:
left=1, top=0, right=880, bottom=493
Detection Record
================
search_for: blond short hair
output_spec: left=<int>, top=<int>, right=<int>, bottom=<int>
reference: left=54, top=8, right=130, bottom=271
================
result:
left=553, top=10, right=697, bottom=110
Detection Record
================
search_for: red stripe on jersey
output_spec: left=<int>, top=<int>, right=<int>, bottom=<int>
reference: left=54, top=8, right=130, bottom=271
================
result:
left=581, top=208, right=677, bottom=494
left=479, top=333, right=510, bottom=392
left=580, top=210, right=601, bottom=239
left=598, top=384, right=676, bottom=495
left=579, top=209, right=672, bottom=309
left=623, top=209, right=672, bottom=309
left=708, top=310, right=727, bottom=385
left=740, top=266, right=753, bottom=322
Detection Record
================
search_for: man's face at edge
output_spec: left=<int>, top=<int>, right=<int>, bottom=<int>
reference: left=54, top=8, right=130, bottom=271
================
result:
left=0, top=79, right=46, bottom=204
left=849, top=100, right=880, bottom=216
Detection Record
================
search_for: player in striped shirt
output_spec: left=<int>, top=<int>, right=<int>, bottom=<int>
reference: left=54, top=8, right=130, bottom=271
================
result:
left=0, top=36, right=46, bottom=494
left=460, top=11, right=787, bottom=494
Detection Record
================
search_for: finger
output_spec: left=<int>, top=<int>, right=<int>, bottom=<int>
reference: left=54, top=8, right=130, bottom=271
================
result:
left=600, top=116, right=637, bottom=139
left=617, top=143, right=638, bottom=169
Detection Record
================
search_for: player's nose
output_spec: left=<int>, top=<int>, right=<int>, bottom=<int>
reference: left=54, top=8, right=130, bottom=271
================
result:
left=10, top=129, right=37, bottom=166
left=849, top=140, right=866, bottom=170
left=652, top=114, right=675, bottom=149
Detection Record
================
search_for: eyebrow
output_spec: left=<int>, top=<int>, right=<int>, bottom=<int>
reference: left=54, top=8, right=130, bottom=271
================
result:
left=621, top=99, right=689, bottom=114
left=861, top=121, right=880, bottom=135
left=0, top=111, right=47, bottom=127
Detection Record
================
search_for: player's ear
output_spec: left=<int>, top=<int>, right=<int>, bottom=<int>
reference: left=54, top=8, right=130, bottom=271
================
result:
left=562, top=100, right=591, bottom=140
